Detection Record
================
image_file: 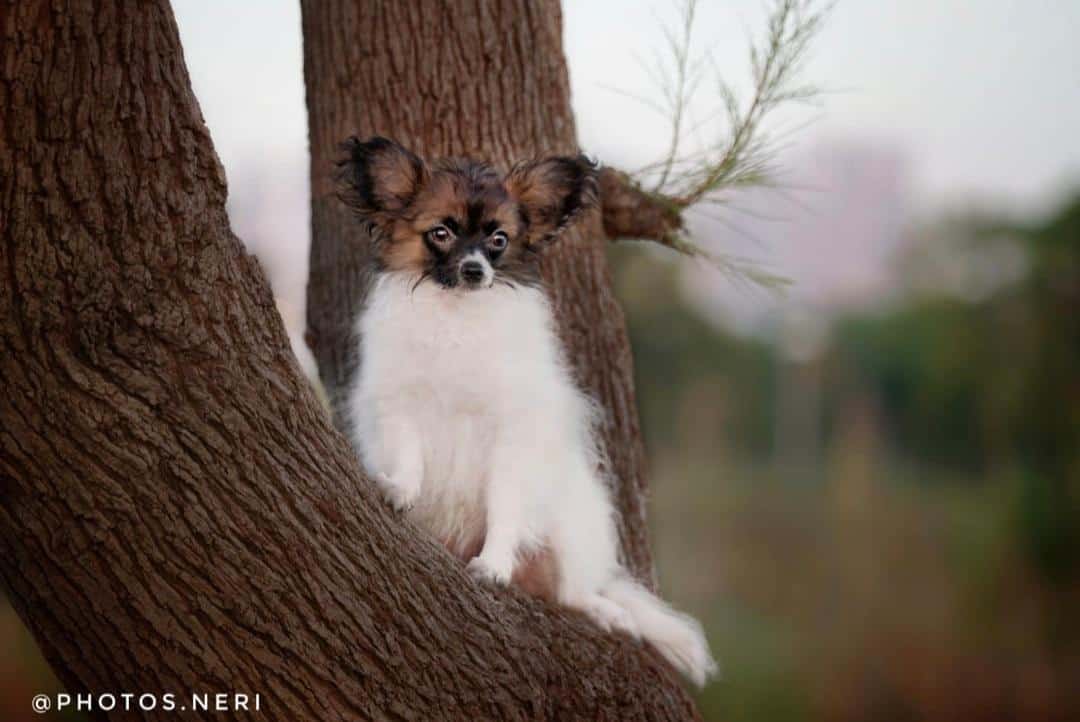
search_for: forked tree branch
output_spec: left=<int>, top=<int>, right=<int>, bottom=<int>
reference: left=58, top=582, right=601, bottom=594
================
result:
left=0, top=1, right=701, bottom=720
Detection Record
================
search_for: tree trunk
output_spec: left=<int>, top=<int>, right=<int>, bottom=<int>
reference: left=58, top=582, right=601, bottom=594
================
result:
left=0, top=1, right=700, bottom=720
left=302, top=0, right=657, bottom=583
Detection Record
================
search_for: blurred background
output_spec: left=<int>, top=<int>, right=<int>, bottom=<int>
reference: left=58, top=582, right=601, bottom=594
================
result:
left=4, top=2, right=1078, bottom=720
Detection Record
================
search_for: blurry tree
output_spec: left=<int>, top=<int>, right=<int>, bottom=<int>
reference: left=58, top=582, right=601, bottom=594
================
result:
left=609, top=247, right=777, bottom=461
left=606, top=199, right=1080, bottom=722
left=826, top=198, right=1080, bottom=583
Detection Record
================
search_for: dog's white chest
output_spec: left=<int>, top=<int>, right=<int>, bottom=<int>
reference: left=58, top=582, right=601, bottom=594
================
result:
left=349, top=273, right=569, bottom=550
left=357, top=274, right=557, bottom=406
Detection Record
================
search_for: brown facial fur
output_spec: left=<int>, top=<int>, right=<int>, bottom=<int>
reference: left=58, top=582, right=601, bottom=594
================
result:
left=339, top=136, right=598, bottom=289
left=383, top=161, right=526, bottom=278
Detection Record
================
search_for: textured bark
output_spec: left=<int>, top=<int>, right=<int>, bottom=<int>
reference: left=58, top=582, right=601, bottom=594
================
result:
left=598, top=167, right=684, bottom=244
left=0, top=1, right=700, bottom=720
left=302, top=0, right=659, bottom=585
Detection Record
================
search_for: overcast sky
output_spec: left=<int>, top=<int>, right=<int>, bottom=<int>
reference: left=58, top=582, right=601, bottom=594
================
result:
left=175, top=0, right=1080, bottom=211
left=571, top=1, right=1080, bottom=213
left=172, top=1, right=1080, bottom=330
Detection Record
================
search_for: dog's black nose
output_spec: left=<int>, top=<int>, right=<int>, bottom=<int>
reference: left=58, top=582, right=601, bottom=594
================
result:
left=461, top=260, right=485, bottom=284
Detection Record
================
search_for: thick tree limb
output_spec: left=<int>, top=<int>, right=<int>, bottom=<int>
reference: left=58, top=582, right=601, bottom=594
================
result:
left=0, top=1, right=701, bottom=720
left=599, top=167, right=685, bottom=244
left=597, top=165, right=792, bottom=288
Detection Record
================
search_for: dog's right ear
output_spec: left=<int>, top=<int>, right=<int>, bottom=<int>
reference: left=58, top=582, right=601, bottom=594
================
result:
left=337, top=136, right=428, bottom=225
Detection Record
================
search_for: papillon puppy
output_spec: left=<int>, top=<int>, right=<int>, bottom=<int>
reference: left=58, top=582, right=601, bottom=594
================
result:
left=340, top=136, right=716, bottom=686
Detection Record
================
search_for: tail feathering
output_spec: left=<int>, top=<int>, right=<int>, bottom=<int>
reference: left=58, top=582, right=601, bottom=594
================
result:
left=602, top=576, right=719, bottom=687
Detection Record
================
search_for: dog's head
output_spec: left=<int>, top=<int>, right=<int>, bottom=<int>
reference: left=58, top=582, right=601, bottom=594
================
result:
left=338, top=136, right=598, bottom=290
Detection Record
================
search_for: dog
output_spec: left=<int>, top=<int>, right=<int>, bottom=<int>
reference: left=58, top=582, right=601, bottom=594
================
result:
left=339, top=136, right=716, bottom=686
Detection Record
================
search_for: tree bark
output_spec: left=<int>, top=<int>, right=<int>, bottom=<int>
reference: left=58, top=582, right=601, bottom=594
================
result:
left=0, top=1, right=700, bottom=720
left=598, top=168, right=684, bottom=244
left=302, top=0, right=658, bottom=583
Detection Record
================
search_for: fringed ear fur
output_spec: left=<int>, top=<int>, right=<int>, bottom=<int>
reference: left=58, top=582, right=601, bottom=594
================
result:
left=337, top=136, right=429, bottom=228
left=504, top=154, right=599, bottom=247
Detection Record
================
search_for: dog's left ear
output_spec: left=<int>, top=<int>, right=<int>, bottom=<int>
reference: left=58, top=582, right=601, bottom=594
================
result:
left=505, top=154, right=599, bottom=247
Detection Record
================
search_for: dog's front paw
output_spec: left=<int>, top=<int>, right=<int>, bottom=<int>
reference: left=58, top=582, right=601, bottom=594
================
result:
left=373, top=472, right=420, bottom=513
left=466, top=556, right=512, bottom=587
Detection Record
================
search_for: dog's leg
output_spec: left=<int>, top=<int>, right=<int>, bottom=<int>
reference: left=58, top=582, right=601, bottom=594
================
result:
left=366, top=414, right=423, bottom=512
left=466, top=434, right=542, bottom=586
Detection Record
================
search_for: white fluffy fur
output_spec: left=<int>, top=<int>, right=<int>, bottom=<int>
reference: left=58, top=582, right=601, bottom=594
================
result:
left=347, top=271, right=717, bottom=685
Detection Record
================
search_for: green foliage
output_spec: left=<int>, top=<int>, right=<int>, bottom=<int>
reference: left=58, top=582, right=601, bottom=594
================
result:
left=824, top=197, right=1080, bottom=582
left=610, top=244, right=777, bottom=459
left=828, top=298, right=994, bottom=471
left=610, top=193, right=1080, bottom=721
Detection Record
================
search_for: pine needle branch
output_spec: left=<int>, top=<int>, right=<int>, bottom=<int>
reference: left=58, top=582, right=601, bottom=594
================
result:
left=600, top=0, right=831, bottom=289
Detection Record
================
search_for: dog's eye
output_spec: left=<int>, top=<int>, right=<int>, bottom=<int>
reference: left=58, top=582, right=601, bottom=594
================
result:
left=427, top=225, right=453, bottom=245
left=489, top=231, right=509, bottom=251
